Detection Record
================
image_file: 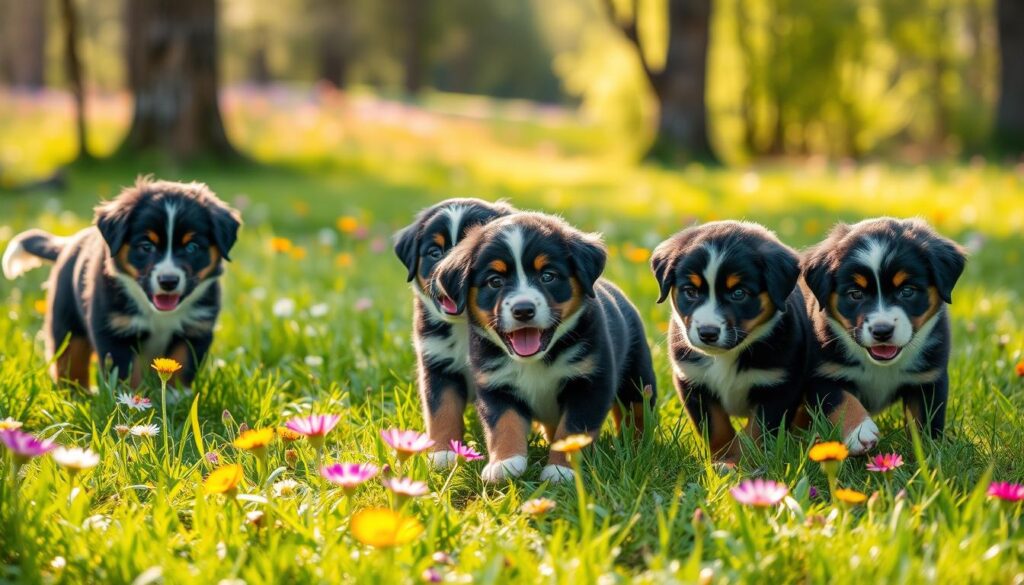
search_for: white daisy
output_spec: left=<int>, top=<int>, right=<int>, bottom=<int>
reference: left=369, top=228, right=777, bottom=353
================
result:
left=309, top=303, right=330, bottom=318
left=273, top=298, right=296, bottom=318
left=117, top=393, right=153, bottom=411
left=273, top=479, right=301, bottom=497
left=304, top=355, right=324, bottom=367
left=52, top=446, right=100, bottom=471
left=130, top=424, right=160, bottom=438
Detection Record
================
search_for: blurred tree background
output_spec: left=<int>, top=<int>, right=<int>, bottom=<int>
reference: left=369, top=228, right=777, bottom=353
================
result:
left=0, top=0, right=1020, bottom=165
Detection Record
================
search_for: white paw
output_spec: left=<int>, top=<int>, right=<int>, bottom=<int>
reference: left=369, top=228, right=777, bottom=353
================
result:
left=844, top=417, right=880, bottom=456
left=427, top=450, right=457, bottom=469
left=480, top=455, right=527, bottom=484
left=540, top=464, right=574, bottom=483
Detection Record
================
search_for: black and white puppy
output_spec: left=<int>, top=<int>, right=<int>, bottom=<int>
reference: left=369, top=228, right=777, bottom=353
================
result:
left=802, top=217, right=966, bottom=445
left=394, top=198, right=514, bottom=468
left=432, top=212, right=656, bottom=484
left=2, top=177, right=241, bottom=388
left=651, top=221, right=806, bottom=464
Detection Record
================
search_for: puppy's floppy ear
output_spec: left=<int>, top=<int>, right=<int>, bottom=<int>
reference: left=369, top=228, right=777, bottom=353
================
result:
left=650, top=235, right=682, bottom=303
left=918, top=225, right=967, bottom=303
left=801, top=223, right=850, bottom=310
left=94, top=199, right=133, bottom=253
left=393, top=221, right=421, bottom=282
left=430, top=238, right=476, bottom=314
left=210, top=203, right=242, bottom=261
left=568, top=231, right=606, bottom=298
left=758, top=239, right=800, bottom=313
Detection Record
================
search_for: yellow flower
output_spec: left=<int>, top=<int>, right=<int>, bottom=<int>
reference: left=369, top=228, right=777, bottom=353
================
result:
left=336, top=216, right=360, bottom=234
left=335, top=252, right=353, bottom=268
left=623, top=245, right=651, bottom=263
left=521, top=498, right=557, bottom=516
left=833, top=488, right=868, bottom=505
left=350, top=508, right=423, bottom=548
left=809, top=442, right=848, bottom=463
left=233, top=428, right=275, bottom=451
left=33, top=299, right=47, bottom=314
left=270, top=237, right=293, bottom=254
left=551, top=434, right=593, bottom=453
left=278, top=427, right=303, bottom=442
left=289, top=246, right=307, bottom=261
left=151, top=358, right=182, bottom=382
left=205, top=464, right=244, bottom=495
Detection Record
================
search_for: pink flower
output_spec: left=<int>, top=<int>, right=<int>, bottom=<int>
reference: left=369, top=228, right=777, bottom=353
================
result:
left=354, top=298, right=373, bottom=312
left=321, top=462, right=379, bottom=494
left=866, top=453, right=904, bottom=473
left=449, top=440, right=483, bottom=462
left=730, top=479, right=788, bottom=507
left=285, top=414, right=341, bottom=449
left=0, top=429, right=56, bottom=464
left=381, top=429, right=435, bottom=461
left=988, top=482, right=1024, bottom=502
left=383, top=477, right=429, bottom=498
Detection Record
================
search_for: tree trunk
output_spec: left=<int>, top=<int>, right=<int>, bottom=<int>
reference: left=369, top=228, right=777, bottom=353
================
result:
left=60, top=0, right=91, bottom=161
left=996, top=0, right=1024, bottom=154
left=316, top=0, right=351, bottom=87
left=120, top=0, right=237, bottom=160
left=248, top=28, right=271, bottom=86
left=0, top=0, right=46, bottom=88
left=402, top=0, right=429, bottom=95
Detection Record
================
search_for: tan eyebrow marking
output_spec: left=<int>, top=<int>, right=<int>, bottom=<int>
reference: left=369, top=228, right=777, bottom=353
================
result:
left=146, top=230, right=160, bottom=244
left=433, top=233, right=445, bottom=246
left=490, top=260, right=507, bottom=273
left=688, top=274, right=702, bottom=287
left=726, top=274, right=741, bottom=289
left=853, top=273, right=868, bottom=288
left=533, top=254, right=549, bottom=271
left=893, top=270, right=909, bottom=287
left=182, top=231, right=195, bottom=244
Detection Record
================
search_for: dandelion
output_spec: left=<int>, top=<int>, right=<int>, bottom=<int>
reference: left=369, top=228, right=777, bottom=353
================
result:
left=151, top=358, right=181, bottom=456
left=350, top=508, right=423, bottom=548
left=866, top=453, right=904, bottom=473
left=129, top=424, right=160, bottom=438
left=381, top=429, right=435, bottom=462
left=233, top=428, right=275, bottom=453
left=273, top=479, right=301, bottom=498
left=270, top=237, right=293, bottom=254
left=116, top=393, right=153, bottom=411
left=0, top=417, right=23, bottom=431
left=623, top=245, right=651, bottom=263
left=285, top=414, right=341, bottom=453
left=321, top=463, right=379, bottom=495
left=449, top=440, right=484, bottom=462
left=730, top=479, right=788, bottom=507
left=809, top=441, right=848, bottom=497
left=988, top=482, right=1024, bottom=502
left=34, top=299, right=47, bottom=314
left=52, top=447, right=100, bottom=474
left=205, top=464, right=244, bottom=497
left=336, top=216, right=360, bottom=234
left=0, top=429, right=56, bottom=465
left=335, top=252, right=353, bottom=268
left=833, top=488, right=868, bottom=505
left=278, top=427, right=303, bottom=442
left=273, top=298, right=296, bottom=318
left=521, top=497, right=557, bottom=517
left=551, top=434, right=593, bottom=454
left=290, top=246, right=307, bottom=261
left=383, top=477, right=429, bottom=501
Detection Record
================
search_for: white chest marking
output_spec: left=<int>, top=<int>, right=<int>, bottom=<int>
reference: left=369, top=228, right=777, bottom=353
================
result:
left=111, top=275, right=217, bottom=361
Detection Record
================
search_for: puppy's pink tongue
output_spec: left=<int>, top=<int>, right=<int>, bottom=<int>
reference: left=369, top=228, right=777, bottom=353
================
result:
left=153, top=294, right=180, bottom=311
left=509, top=328, right=542, bottom=357
left=440, top=295, right=458, bottom=314
left=869, top=345, right=899, bottom=360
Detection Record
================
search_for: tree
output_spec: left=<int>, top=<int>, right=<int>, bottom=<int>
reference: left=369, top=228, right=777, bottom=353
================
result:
left=120, top=0, right=237, bottom=160
left=996, top=0, right=1024, bottom=154
left=60, top=0, right=91, bottom=160
left=314, top=0, right=353, bottom=87
left=402, top=0, right=432, bottom=95
left=601, top=0, right=717, bottom=163
left=0, top=0, right=46, bottom=88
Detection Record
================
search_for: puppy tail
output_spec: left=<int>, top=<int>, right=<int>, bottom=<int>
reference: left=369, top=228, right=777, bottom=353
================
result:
left=2, top=229, right=67, bottom=279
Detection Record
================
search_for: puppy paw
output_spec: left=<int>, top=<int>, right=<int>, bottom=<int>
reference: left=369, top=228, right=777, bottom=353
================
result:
left=480, top=455, right=527, bottom=484
left=427, top=450, right=457, bottom=470
left=844, top=417, right=880, bottom=456
left=539, top=464, right=574, bottom=483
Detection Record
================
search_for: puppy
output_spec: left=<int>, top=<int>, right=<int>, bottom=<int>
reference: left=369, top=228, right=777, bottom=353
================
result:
left=432, top=212, right=656, bottom=484
left=802, top=217, right=966, bottom=448
left=651, top=221, right=807, bottom=464
left=2, top=177, right=241, bottom=388
left=394, top=198, right=514, bottom=467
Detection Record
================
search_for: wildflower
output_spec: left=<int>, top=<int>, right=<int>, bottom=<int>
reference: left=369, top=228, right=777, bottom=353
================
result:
left=289, top=246, right=307, bottom=261
left=0, top=429, right=56, bottom=464
left=449, top=440, right=484, bottom=462
left=309, top=303, right=329, bottom=318
left=246, top=510, right=265, bottom=527
left=381, top=429, right=435, bottom=461
left=273, top=298, right=296, bottom=318
left=335, top=252, right=353, bottom=268
left=354, top=298, right=373, bottom=312
left=730, top=479, right=788, bottom=507
left=382, top=477, right=429, bottom=499
left=270, top=237, right=293, bottom=254
left=116, top=393, right=153, bottom=411
left=304, top=355, right=324, bottom=367
left=114, top=424, right=131, bottom=437
left=866, top=453, right=904, bottom=473
left=550, top=434, right=593, bottom=453
left=273, top=479, right=301, bottom=498
left=0, top=417, right=23, bottom=431
left=317, top=228, right=337, bottom=247
left=321, top=463, right=379, bottom=494
left=205, top=464, right=244, bottom=496
left=1016, top=360, right=1024, bottom=378
left=285, top=414, right=341, bottom=451
left=370, top=237, right=387, bottom=254
left=336, top=216, right=360, bottom=234
left=129, top=424, right=160, bottom=438
left=278, top=427, right=303, bottom=442
left=34, top=299, right=47, bottom=314
left=233, top=428, right=275, bottom=454
left=150, top=358, right=182, bottom=383
left=432, top=551, right=454, bottom=565
left=284, top=449, right=299, bottom=468
left=988, top=482, right=1024, bottom=502
left=833, top=488, right=868, bottom=505
left=52, top=447, right=100, bottom=473
left=421, top=568, right=442, bottom=583
left=350, top=508, right=423, bottom=547
left=623, top=245, right=651, bottom=263
left=206, top=452, right=220, bottom=465
left=809, top=442, right=848, bottom=462
left=521, top=498, right=557, bottom=517
left=51, top=556, right=66, bottom=570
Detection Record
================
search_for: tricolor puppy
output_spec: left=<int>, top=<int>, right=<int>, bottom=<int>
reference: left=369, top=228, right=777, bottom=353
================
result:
left=802, top=217, right=966, bottom=447
left=394, top=198, right=514, bottom=467
left=432, top=212, right=656, bottom=484
left=650, top=221, right=806, bottom=465
left=2, top=177, right=241, bottom=388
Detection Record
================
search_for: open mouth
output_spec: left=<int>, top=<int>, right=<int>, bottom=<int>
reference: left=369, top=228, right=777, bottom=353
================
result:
left=152, top=293, right=181, bottom=312
left=866, top=344, right=902, bottom=361
left=437, top=294, right=460, bottom=316
left=500, top=327, right=554, bottom=358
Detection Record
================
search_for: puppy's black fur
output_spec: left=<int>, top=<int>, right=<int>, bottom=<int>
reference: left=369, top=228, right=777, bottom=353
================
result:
left=651, top=221, right=807, bottom=463
left=802, top=217, right=966, bottom=439
left=433, top=212, right=656, bottom=483
left=394, top=198, right=514, bottom=467
left=2, top=177, right=241, bottom=388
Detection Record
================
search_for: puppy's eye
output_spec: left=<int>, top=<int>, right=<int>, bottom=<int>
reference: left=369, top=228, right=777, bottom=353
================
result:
left=681, top=286, right=699, bottom=301
left=540, top=270, right=557, bottom=283
left=487, top=275, right=505, bottom=289
left=184, top=242, right=200, bottom=254
left=898, top=286, right=916, bottom=299
left=847, top=289, right=865, bottom=301
left=427, top=247, right=443, bottom=260
left=137, top=241, right=155, bottom=254
left=730, top=289, right=748, bottom=301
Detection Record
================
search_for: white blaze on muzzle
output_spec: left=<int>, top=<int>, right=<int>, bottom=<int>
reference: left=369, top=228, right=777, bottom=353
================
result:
left=687, top=245, right=727, bottom=349
left=498, top=226, right=553, bottom=357
left=149, top=202, right=186, bottom=311
left=852, top=239, right=913, bottom=358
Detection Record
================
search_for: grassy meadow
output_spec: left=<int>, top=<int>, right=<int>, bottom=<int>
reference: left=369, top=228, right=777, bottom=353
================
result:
left=1, top=88, right=1024, bottom=583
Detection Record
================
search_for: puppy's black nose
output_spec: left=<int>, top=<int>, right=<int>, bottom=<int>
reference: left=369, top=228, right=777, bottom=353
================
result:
left=697, top=325, right=720, bottom=343
left=157, top=274, right=181, bottom=291
left=869, top=322, right=895, bottom=342
left=511, top=302, right=536, bottom=322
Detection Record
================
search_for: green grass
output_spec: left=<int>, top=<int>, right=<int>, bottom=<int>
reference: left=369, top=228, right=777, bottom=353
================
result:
left=1, top=91, right=1024, bottom=583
